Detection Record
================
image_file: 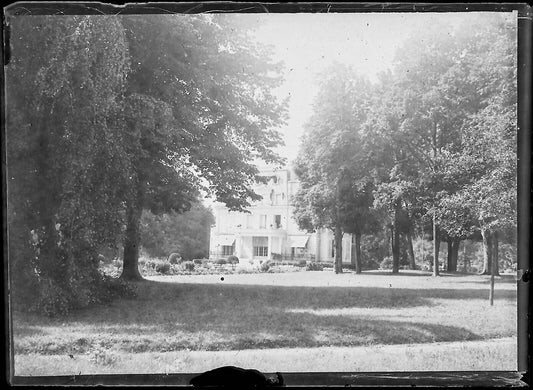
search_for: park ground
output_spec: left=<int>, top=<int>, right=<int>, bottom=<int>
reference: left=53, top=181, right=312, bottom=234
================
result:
left=12, top=270, right=517, bottom=376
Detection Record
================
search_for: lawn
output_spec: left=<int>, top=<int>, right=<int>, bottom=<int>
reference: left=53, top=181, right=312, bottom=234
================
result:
left=12, top=270, right=517, bottom=375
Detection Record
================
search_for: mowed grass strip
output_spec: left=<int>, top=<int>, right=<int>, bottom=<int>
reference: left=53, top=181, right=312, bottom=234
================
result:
left=14, top=338, right=517, bottom=375
left=13, top=272, right=517, bottom=355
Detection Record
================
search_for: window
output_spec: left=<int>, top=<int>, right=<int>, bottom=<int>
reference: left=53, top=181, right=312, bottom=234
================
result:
left=259, top=215, right=267, bottom=229
left=222, top=245, right=234, bottom=256
left=254, top=246, right=268, bottom=257
left=274, top=215, right=281, bottom=229
left=253, top=236, right=268, bottom=257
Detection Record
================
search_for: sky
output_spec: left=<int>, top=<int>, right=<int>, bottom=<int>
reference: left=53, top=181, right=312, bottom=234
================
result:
left=204, top=11, right=511, bottom=206
left=246, top=12, right=490, bottom=165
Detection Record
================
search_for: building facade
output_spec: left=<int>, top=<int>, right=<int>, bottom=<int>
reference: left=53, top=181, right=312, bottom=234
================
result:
left=209, top=167, right=352, bottom=264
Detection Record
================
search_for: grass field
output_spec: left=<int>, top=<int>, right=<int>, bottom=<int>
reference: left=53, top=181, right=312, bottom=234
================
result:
left=12, top=270, right=517, bottom=375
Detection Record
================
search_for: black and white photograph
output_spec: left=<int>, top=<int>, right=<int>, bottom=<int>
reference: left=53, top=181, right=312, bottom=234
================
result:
left=4, top=3, right=527, bottom=386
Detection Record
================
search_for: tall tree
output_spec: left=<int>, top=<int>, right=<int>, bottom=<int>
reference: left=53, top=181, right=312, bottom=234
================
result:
left=362, top=71, right=420, bottom=274
left=119, top=15, right=287, bottom=279
left=293, top=64, right=371, bottom=274
left=6, top=15, right=132, bottom=313
left=342, top=180, right=380, bottom=273
left=436, top=14, right=517, bottom=275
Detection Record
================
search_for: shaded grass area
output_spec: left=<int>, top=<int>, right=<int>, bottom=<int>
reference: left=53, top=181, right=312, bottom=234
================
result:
left=13, top=276, right=516, bottom=355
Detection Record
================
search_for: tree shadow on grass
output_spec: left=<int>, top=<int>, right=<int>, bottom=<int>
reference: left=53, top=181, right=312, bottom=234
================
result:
left=147, top=279, right=516, bottom=300
left=57, top=280, right=517, bottom=329
left=186, top=314, right=483, bottom=351
left=13, top=280, right=516, bottom=354
left=13, top=310, right=484, bottom=354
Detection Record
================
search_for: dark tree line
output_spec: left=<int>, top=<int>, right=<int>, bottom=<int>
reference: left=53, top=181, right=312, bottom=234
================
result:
left=140, top=202, right=214, bottom=261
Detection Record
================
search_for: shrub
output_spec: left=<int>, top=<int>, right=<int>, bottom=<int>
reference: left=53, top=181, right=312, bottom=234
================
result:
left=380, top=256, right=393, bottom=270
left=183, top=261, right=195, bottom=272
left=34, top=281, right=71, bottom=317
left=112, top=258, right=123, bottom=268
left=361, top=257, right=381, bottom=271
left=306, top=262, right=323, bottom=271
left=216, top=258, right=227, bottom=265
left=192, top=251, right=207, bottom=260
left=236, top=265, right=253, bottom=274
left=361, top=232, right=389, bottom=269
left=193, top=258, right=203, bottom=265
left=168, top=253, right=182, bottom=264
left=260, top=261, right=271, bottom=273
left=227, top=255, right=239, bottom=264
left=156, top=262, right=171, bottom=275
left=97, top=275, right=138, bottom=302
left=33, top=273, right=137, bottom=317
left=271, top=253, right=282, bottom=260
left=297, top=259, right=307, bottom=267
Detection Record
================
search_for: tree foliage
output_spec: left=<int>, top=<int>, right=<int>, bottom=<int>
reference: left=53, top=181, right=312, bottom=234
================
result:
left=6, top=14, right=287, bottom=314
left=119, top=15, right=287, bottom=279
left=6, top=16, right=133, bottom=314
left=293, top=64, right=375, bottom=273
left=292, top=14, right=517, bottom=276
left=140, top=202, right=215, bottom=260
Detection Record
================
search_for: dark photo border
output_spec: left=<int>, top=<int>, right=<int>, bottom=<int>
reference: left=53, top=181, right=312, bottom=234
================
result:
left=2, top=2, right=530, bottom=387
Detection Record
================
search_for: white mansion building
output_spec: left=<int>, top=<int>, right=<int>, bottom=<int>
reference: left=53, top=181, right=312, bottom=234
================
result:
left=209, top=167, right=353, bottom=264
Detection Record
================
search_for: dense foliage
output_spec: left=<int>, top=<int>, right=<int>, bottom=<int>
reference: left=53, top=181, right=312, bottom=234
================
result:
left=293, top=14, right=517, bottom=275
left=140, top=202, right=214, bottom=260
left=6, top=14, right=286, bottom=315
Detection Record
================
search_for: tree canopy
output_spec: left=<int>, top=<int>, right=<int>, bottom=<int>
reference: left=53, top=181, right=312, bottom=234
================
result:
left=292, top=13, right=517, bottom=276
left=6, top=14, right=287, bottom=314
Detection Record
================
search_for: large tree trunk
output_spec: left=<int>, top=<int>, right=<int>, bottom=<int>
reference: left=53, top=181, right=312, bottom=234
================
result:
left=391, top=201, right=401, bottom=274
left=350, top=235, right=356, bottom=270
left=354, top=232, right=362, bottom=274
left=492, top=230, right=500, bottom=276
left=334, top=224, right=343, bottom=274
left=432, top=214, right=440, bottom=276
left=407, top=232, right=416, bottom=270
left=121, top=187, right=144, bottom=281
left=451, top=239, right=460, bottom=272
left=462, top=241, right=469, bottom=273
left=447, top=239, right=453, bottom=272
left=391, top=227, right=400, bottom=273
left=446, top=238, right=460, bottom=272
left=481, top=228, right=493, bottom=275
